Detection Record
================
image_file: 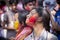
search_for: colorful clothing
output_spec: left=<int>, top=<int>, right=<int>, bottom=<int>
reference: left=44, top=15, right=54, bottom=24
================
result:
left=55, top=9, right=60, bottom=40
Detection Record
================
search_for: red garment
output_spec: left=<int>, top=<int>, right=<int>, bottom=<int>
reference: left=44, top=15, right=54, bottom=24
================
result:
left=15, top=26, right=32, bottom=40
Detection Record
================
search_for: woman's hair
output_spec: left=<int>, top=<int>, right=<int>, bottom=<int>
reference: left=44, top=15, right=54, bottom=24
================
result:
left=34, top=7, right=50, bottom=31
left=43, top=9, right=50, bottom=31
left=56, top=0, right=60, bottom=5
left=18, top=10, right=28, bottom=26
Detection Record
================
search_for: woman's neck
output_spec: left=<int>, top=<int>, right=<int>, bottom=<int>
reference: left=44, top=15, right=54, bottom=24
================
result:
left=33, top=23, right=44, bottom=37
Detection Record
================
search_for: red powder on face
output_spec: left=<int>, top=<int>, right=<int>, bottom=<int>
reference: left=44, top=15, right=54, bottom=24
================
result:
left=29, top=16, right=37, bottom=24
left=26, top=16, right=37, bottom=27
left=25, top=6, right=30, bottom=11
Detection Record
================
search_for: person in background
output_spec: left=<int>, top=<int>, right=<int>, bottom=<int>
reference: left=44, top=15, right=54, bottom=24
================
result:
left=0, top=8, right=8, bottom=38
left=17, top=0, right=24, bottom=11
left=2, top=1, right=18, bottom=39
left=0, top=9, right=4, bottom=38
left=44, top=0, right=56, bottom=11
left=14, top=11, right=19, bottom=31
left=50, top=0, right=60, bottom=40
left=22, top=0, right=36, bottom=11
left=0, top=9, right=10, bottom=40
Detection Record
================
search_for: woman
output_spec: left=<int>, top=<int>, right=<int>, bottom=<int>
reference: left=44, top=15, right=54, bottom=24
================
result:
left=24, top=7, right=58, bottom=40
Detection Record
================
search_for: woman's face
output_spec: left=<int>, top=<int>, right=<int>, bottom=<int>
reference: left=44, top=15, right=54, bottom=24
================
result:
left=26, top=9, right=38, bottom=27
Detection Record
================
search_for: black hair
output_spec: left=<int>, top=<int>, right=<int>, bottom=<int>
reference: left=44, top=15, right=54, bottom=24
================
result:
left=0, top=1, right=6, bottom=6
left=0, top=37, right=10, bottom=40
left=0, top=1, right=6, bottom=9
left=35, top=7, right=43, bottom=17
left=35, top=7, right=50, bottom=31
left=56, top=0, right=60, bottom=5
left=43, top=9, right=50, bottom=32
left=37, top=0, right=44, bottom=7
left=22, top=0, right=36, bottom=9
left=18, top=10, right=28, bottom=26
left=9, top=0, right=18, bottom=6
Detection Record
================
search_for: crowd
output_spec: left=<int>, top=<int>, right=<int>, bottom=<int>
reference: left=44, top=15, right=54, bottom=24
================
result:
left=0, top=0, right=60, bottom=40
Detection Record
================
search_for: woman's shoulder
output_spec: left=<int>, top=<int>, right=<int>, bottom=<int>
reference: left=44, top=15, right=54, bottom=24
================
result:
left=47, top=32, right=58, bottom=40
left=24, top=32, right=33, bottom=40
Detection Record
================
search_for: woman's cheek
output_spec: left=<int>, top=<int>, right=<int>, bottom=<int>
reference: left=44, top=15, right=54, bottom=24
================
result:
left=26, top=16, right=37, bottom=26
left=25, top=6, right=30, bottom=11
left=29, top=16, right=37, bottom=23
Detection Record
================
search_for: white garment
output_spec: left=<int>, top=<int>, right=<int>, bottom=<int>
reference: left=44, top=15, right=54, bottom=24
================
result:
left=1, top=29, right=7, bottom=38
left=1, top=14, right=4, bottom=22
left=0, top=14, right=7, bottom=38
left=24, top=29, right=58, bottom=40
